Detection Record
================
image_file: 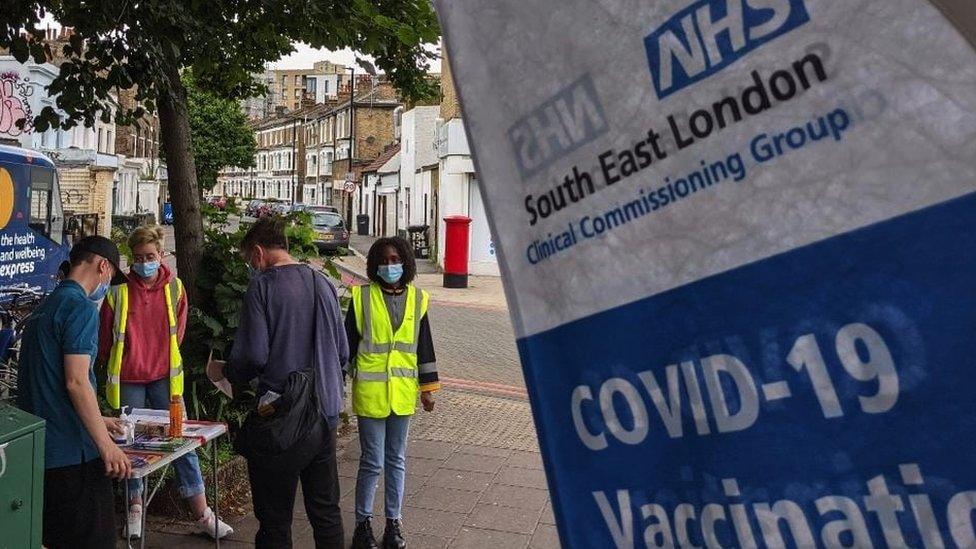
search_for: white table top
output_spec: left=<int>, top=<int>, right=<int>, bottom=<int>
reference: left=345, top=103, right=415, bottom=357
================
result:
left=121, top=419, right=228, bottom=479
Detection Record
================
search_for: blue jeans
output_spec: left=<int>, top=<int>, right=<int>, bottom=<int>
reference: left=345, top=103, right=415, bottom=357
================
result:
left=355, top=414, right=411, bottom=522
left=120, top=379, right=206, bottom=500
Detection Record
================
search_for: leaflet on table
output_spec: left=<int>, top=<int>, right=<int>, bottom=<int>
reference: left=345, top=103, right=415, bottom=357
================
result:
left=127, top=407, right=227, bottom=442
left=124, top=450, right=165, bottom=469
left=436, top=0, right=976, bottom=547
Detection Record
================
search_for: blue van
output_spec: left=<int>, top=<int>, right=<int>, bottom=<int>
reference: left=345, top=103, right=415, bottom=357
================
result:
left=0, top=144, right=72, bottom=298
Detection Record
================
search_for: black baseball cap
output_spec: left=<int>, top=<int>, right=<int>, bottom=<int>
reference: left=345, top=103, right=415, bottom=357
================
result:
left=71, top=235, right=128, bottom=285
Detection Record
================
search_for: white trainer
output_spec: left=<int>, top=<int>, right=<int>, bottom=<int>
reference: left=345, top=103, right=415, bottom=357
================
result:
left=196, top=507, right=234, bottom=539
left=126, top=504, right=143, bottom=539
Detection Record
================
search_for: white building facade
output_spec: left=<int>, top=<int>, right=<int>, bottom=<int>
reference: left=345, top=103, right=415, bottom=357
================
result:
left=0, top=56, right=119, bottom=235
left=435, top=116, right=499, bottom=276
left=398, top=106, right=440, bottom=231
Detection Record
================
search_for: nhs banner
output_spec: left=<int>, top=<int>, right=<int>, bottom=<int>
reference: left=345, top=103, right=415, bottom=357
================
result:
left=435, top=0, right=976, bottom=547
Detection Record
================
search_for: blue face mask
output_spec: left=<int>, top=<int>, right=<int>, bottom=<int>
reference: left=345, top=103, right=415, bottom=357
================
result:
left=377, top=263, right=404, bottom=285
left=132, top=261, right=161, bottom=279
left=247, top=263, right=259, bottom=277
left=89, top=282, right=109, bottom=302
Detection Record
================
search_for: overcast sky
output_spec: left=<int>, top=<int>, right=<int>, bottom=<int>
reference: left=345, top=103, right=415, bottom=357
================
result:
left=270, top=43, right=442, bottom=74
left=36, top=16, right=441, bottom=75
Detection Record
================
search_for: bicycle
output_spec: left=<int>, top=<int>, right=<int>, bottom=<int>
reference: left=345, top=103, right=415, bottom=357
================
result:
left=0, top=287, right=47, bottom=402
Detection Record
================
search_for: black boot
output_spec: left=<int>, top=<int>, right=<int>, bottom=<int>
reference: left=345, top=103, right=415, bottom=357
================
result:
left=352, top=518, right=379, bottom=549
left=383, top=518, right=406, bottom=549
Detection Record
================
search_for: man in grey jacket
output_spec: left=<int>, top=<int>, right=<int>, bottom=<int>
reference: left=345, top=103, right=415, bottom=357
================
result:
left=208, top=217, right=348, bottom=549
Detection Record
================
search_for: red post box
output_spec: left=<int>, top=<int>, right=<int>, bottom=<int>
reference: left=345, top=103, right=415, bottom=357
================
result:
left=443, top=215, right=472, bottom=288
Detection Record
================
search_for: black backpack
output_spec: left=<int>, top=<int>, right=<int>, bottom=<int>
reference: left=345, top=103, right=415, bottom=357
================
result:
left=234, top=368, right=326, bottom=469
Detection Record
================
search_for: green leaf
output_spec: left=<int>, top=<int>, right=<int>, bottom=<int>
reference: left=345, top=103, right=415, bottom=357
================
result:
left=199, top=313, right=224, bottom=337
left=10, top=38, right=29, bottom=63
left=395, top=25, right=419, bottom=46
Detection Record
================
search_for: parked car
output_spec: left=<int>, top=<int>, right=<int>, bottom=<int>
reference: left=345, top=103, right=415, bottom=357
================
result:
left=246, top=200, right=264, bottom=217
left=255, top=201, right=279, bottom=218
left=304, top=205, right=340, bottom=214
left=312, top=211, right=350, bottom=254
left=207, top=195, right=227, bottom=210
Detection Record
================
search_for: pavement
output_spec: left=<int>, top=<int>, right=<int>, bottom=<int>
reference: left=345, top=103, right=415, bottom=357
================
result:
left=140, top=229, right=558, bottom=548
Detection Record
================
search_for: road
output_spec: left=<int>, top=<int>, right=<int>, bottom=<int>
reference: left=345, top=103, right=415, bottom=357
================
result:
left=428, top=304, right=524, bottom=390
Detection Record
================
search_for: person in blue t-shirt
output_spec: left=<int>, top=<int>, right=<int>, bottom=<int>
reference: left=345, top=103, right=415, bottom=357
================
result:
left=17, top=235, right=132, bottom=549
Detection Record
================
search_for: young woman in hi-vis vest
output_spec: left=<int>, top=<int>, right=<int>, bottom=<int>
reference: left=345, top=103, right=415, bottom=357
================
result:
left=347, top=237, right=440, bottom=549
left=98, top=226, right=232, bottom=540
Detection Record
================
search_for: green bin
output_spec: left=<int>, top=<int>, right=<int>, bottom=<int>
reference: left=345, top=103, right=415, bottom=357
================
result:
left=0, top=404, right=45, bottom=549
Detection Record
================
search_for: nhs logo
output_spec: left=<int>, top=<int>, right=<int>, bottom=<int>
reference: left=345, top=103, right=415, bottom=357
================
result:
left=645, top=0, right=811, bottom=99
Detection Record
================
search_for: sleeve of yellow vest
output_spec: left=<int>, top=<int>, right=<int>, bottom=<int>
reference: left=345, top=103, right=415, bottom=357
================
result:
left=417, top=313, right=440, bottom=392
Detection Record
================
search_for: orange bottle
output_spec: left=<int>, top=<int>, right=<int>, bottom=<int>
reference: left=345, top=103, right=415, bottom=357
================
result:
left=169, top=395, right=183, bottom=438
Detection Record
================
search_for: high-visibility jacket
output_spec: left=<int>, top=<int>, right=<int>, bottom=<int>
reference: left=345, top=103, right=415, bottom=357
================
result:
left=103, top=278, right=185, bottom=409
left=351, top=283, right=429, bottom=418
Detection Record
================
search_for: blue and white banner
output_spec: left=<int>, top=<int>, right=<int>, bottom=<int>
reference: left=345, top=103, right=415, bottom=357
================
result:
left=435, top=0, right=976, bottom=546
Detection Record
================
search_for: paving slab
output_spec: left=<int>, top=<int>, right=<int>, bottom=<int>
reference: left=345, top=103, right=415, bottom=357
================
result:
left=428, top=468, right=495, bottom=492
left=464, top=503, right=543, bottom=535
left=443, top=452, right=507, bottom=474
left=506, top=450, right=545, bottom=470
left=495, top=466, right=550, bottom=490
left=451, top=527, right=531, bottom=549
left=455, top=444, right=515, bottom=459
left=400, top=505, right=467, bottom=538
left=478, top=484, right=549, bottom=512
left=540, top=502, right=557, bottom=526
left=406, top=439, right=460, bottom=461
left=406, top=456, right=449, bottom=477
left=407, top=485, right=484, bottom=514
left=530, top=524, right=561, bottom=549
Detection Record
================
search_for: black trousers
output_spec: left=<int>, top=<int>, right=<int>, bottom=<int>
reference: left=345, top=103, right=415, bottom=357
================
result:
left=43, top=458, right=117, bottom=549
left=247, top=423, right=344, bottom=549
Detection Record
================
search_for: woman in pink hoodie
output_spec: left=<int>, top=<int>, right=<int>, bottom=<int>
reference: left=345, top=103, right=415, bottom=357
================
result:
left=98, top=226, right=232, bottom=540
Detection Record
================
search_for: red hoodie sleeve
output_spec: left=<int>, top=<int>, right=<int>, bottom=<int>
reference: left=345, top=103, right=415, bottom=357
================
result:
left=176, top=284, right=188, bottom=344
left=97, top=299, right=114, bottom=365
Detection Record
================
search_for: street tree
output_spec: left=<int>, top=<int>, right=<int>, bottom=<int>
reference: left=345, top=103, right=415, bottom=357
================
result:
left=185, top=71, right=256, bottom=193
left=0, top=0, right=439, bottom=301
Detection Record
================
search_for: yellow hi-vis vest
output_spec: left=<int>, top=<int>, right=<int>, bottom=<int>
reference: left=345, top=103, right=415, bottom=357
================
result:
left=351, top=283, right=429, bottom=418
left=104, top=278, right=185, bottom=409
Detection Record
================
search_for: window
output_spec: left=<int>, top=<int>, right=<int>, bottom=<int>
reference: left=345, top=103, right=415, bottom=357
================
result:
left=313, top=212, right=343, bottom=228
left=295, top=75, right=302, bottom=86
left=29, top=166, right=63, bottom=243
left=295, top=89, right=301, bottom=99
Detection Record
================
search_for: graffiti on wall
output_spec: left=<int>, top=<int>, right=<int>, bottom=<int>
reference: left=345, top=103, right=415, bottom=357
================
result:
left=0, top=71, right=34, bottom=138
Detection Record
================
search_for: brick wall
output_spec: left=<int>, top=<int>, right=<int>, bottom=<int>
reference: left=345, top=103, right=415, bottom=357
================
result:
left=59, top=166, right=114, bottom=235
left=354, top=106, right=397, bottom=164
left=440, top=49, right=462, bottom=121
left=114, top=85, right=161, bottom=160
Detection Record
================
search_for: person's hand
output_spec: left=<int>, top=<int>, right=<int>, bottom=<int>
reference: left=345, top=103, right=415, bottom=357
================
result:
left=103, top=416, right=126, bottom=437
left=207, top=359, right=227, bottom=382
left=99, top=443, right=132, bottom=479
left=421, top=391, right=435, bottom=412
